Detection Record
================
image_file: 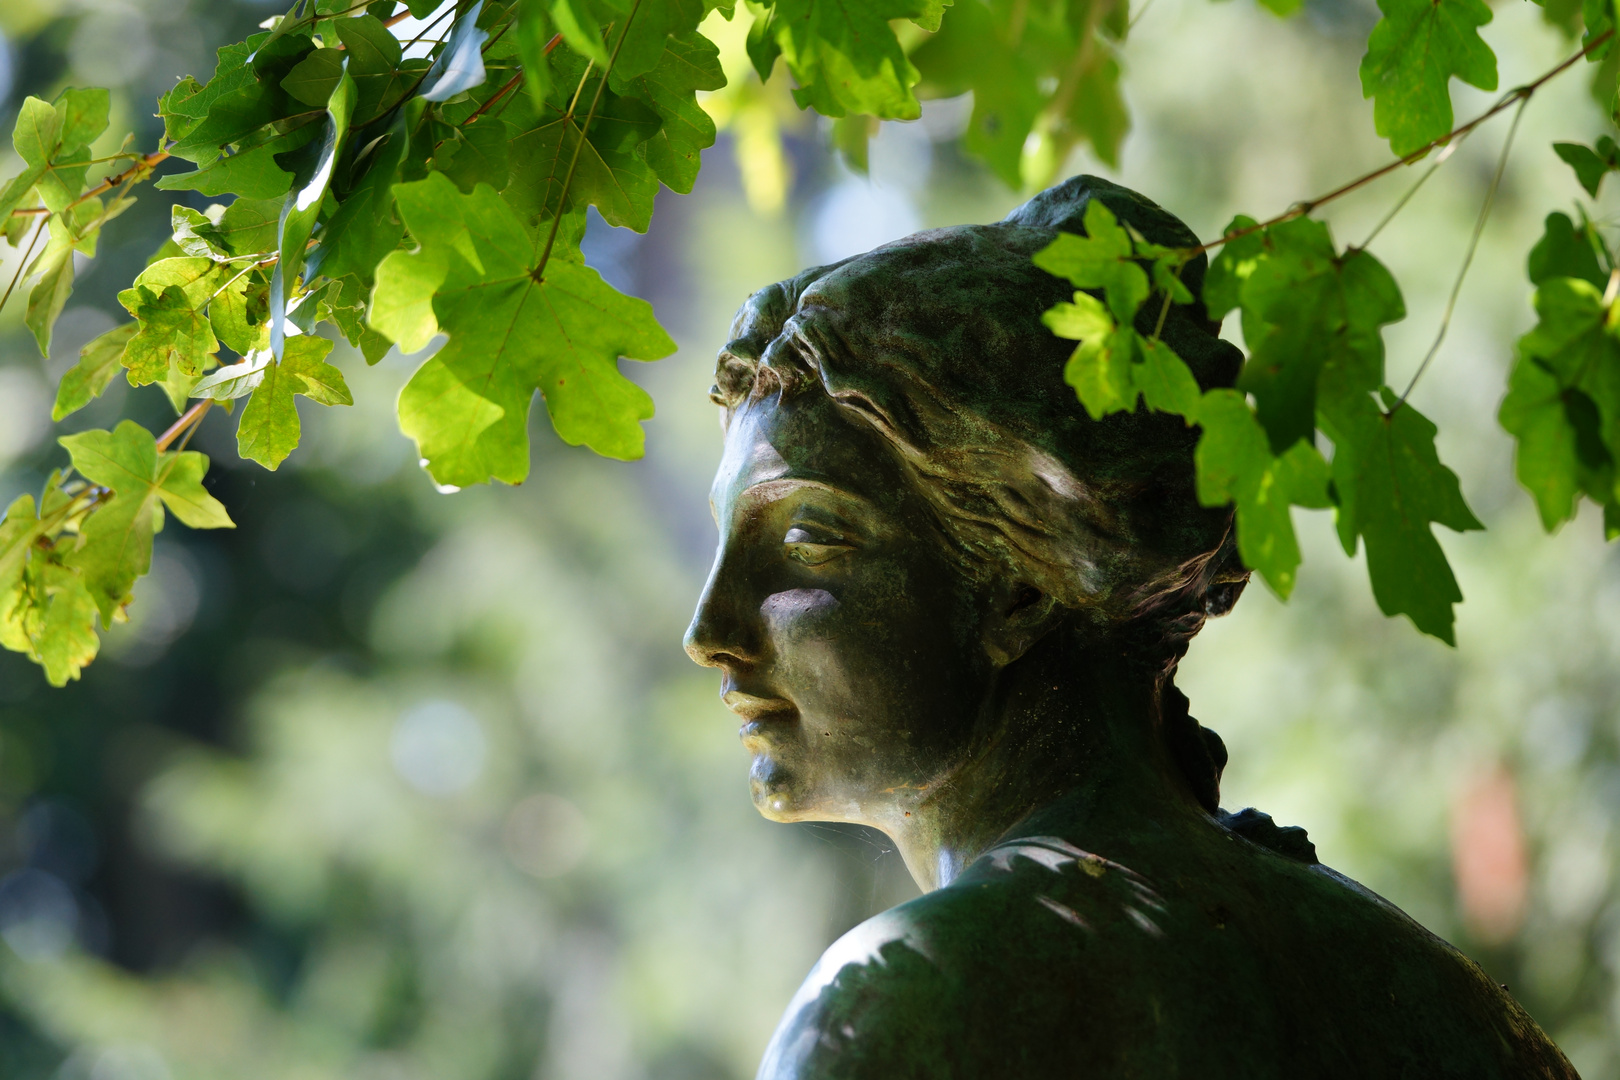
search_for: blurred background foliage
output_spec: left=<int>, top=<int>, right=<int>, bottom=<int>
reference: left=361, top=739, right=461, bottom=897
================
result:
left=0, top=0, right=1618, bottom=1077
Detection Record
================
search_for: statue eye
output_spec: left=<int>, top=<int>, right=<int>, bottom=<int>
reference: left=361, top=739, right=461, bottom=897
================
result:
left=783, top=526, right=849, bottom=566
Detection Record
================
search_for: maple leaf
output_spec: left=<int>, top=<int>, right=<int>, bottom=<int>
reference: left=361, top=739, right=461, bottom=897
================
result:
left=58, top=422, right=234, bottom=626
left=372, top=173, right=675, bottom=486
left=1359, top=0, right=1497, bottom=156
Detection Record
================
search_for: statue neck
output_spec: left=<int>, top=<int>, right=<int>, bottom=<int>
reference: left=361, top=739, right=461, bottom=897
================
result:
left=879, top=628, right=1201, bottom=891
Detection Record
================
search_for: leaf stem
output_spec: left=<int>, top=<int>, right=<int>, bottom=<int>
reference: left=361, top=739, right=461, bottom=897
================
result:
left=155, top=399, right=214, bottom=453
left=565, top=59, right=595, bottom=117
left=532, top=0, right=644, bottom=284
left=1187, top=28, right=1614, bottom=258
left=465, top=31, right=561, bottom=126
left=1357, top=151, right=1450, bottom=250
left=463, top=71, right=524, bottom=124
left=1396, top=94, right=1528, bottom=407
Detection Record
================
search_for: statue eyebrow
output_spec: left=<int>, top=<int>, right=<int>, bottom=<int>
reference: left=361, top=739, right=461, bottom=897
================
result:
left=738, top=478, right=872, bottom=515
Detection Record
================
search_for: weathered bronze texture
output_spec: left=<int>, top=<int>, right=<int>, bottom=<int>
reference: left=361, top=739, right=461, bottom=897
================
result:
left=685, top=176, right=1578, bottom=1079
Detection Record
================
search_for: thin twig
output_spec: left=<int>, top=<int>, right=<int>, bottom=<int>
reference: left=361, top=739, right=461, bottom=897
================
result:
left=0, top=219, right=47, bottom=315
left=480, top=15, right=513, bottom=54
left=9, top=150, right=171, bottom=217
left=402, top=2, right=458, bottom=52
left=1396, top=95, right=1529, bottom=407
left=1188, top=28, right=1614, bottom=257
left=533, top=4, right=644, bottom=282
left=1358, top=149, right=1451, bottom=250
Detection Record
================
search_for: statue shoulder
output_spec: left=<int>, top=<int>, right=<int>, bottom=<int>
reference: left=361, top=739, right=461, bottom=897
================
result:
left=755, top=832, right=1582, bottom=1080
left=754, top=838, right=1148, bottom=1080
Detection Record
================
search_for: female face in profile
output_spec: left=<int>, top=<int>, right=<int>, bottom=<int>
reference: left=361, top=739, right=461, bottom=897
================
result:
left=684, top=381, right=1012, bottom=860
left=682, top=176, right=1580, bottom=1080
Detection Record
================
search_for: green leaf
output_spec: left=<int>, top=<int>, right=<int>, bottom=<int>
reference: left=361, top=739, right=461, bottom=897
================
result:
left=193, top=351, right=273, bottom=402
left=1202, top=216, right=1263, bottom=320
left=1507, top=276, right=1620, bottom=527
left=1043, top=290, right=1135, bottom=420
left=374, top=174, right=675, bottom=484
left=1528, top=211, right=1610, bottom=289
left=1, top=89, right=109, bottom=216
left=613, top=0, right=704, bottom=82
left=913, top=0, right=1124, bottom=185
left=1135, top=336, right=1203, bottom=417
left=911, top=0, right=952, bottom=33
left=437, top=117, right=512, bottom=193
left=552, top=0, right=611, bottom=65
left=1194, top=389, right=1331, bottom=598
left=516, top=0, right=557, bottom=113
left=217, top=197, right=285, bottom=257
left=507, top=64, right=662, bottom=230
left=60, top=421, right=234, bottom=625
left=1324, top=393, right=1482, bottom=644
left=25, top=245, right=75, bottom=358
left=272, top=61, right=357, bottom=358
left=54, top=86, right=111, bottom=152
left=610, top=30, right=726, bottom=194
left=119, top=284, right=222, bottom=384
left=761, top=0, right=926, bottom=120
left=1, top=551, right=101, bottom=687
left=54, top=323, right=138, bottom=421
left=169, top=36, right=311, bottom=162
left=235, top=335, right=352, bottom=470
left=1358, top=0, right=1498, bottom=156
left=315, top=125, right=408, bottom=285
left=170, top=206, right=231, bottom=260
left=1554, top=138, right=1620, bottom=197
left=155, top=122, right=321, bottom=200
left=336, top=14, right=409, bottom=123
left=281, top=45, right=347, bottom=107
left=1031, top=200, right=1150, bottom=325
left=210, top=272, right=265, bottom=356
left=159, top=41, right=261, bottom=152
left=320, top=275, right=393, bottom=362
left=1236, top=217, right=1405, bottom=453
left=0, top=491, right=47, bottom=608
left=1499, top=351, right=1594, bottom=530
left=118, top=258, right=227, bottom=383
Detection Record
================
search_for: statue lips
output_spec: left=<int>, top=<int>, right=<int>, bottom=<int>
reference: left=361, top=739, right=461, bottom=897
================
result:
left=723, top=689, right=797, bottom=735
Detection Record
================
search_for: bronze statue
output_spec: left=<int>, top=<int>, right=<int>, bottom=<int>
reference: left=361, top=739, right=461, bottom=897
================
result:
left=684, top=176, right=1578, bottom=1079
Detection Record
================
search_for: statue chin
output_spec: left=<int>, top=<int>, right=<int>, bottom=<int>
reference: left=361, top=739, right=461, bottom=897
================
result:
left=684, top=175, right=1582, bottom=1080
left=747, top=754, right=802, bottom=820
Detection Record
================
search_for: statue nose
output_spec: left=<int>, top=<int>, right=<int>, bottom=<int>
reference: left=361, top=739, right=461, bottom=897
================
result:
left=684, top=572, right=760, bottom=672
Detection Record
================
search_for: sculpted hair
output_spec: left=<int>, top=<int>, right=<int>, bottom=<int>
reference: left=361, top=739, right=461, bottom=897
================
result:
left=711, top=176, right=1247, bottom=813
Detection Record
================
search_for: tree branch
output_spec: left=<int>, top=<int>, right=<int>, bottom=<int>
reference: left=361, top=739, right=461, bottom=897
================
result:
left=1187, top=28, right=1615, bottom=257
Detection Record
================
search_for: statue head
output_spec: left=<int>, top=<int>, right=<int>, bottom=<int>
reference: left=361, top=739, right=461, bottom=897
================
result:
left=684, top=177, right=1248, bottom=862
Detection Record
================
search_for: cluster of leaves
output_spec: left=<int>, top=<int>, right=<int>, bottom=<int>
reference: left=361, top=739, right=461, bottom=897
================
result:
left=1037, top=202, right=1482, bottom=643
left=2, top=0, right=1163, bottom=684
left=3, top=0, right=1619, bottom=681
left=1499, top=192, right=1620, bottom=539
left=1024, top=0, right=1620, bottom=644
left=1, top=424, right=231, bottom=685
left=907, top=0, right=1132, bottom=187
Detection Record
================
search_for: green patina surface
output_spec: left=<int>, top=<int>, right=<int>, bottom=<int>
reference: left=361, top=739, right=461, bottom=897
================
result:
left=685, top=177, right=1579, bottom=1080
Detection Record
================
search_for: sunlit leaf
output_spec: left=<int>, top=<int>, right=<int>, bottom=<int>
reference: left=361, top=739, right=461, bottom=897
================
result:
left=53, top=323, right=138, bottom=421
left=374, top=173, right=674, bottom=484
left=1359, top=0, right=1497, bottom=156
